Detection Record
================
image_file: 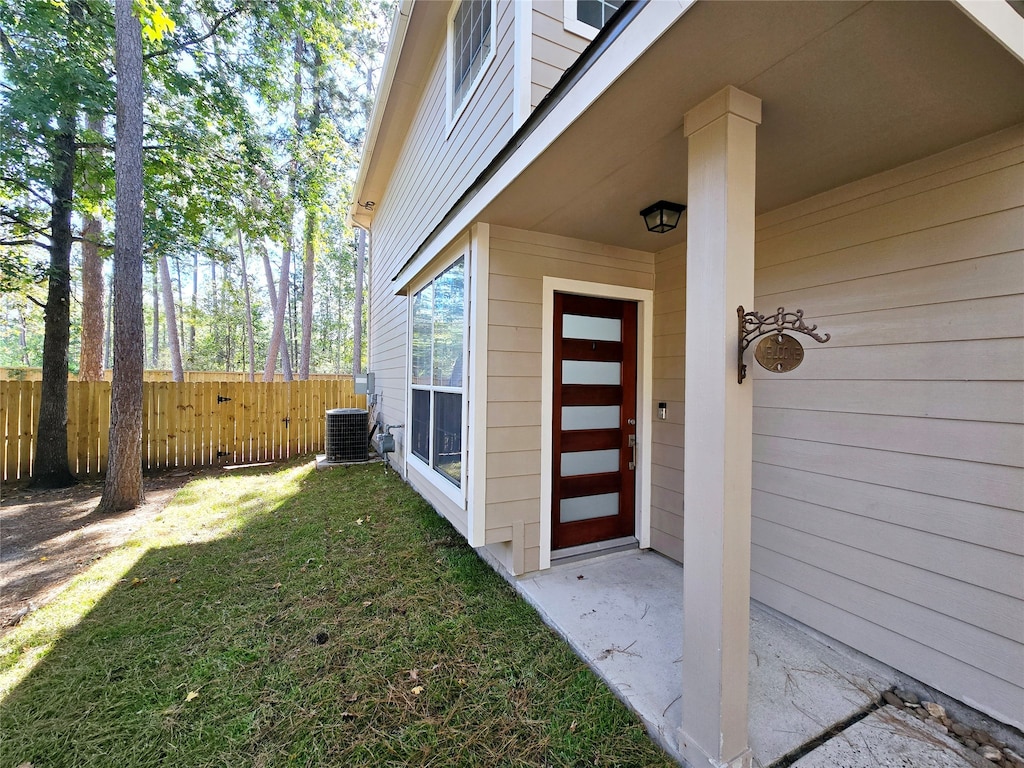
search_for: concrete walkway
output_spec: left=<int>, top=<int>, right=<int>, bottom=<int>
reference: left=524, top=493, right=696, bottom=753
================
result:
left=515, top=549, right=994, bottom=768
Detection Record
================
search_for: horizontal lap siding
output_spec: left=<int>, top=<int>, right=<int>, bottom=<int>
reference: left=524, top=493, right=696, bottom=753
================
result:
left=749, top=125, right=1024, bottom=730
left=486, top=225, right=653, bottom=573
left=651, top=242, right=686, bottom=561
left=531, top=2, right=587, bottom=108
left=367, top=2, right=515, bottom=498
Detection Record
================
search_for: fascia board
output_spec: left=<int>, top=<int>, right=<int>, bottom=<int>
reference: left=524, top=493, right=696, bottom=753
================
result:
left=953, top=0, right=1024, bottom=64
left=392, top=0, right=697, bottom=293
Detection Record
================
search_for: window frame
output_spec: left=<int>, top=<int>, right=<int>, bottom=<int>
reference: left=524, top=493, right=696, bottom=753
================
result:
left=563, top=0, right=623, bottom=40
left=446, top=0, right=498, bottom=129
left=406, top=247, right=469, bottom=506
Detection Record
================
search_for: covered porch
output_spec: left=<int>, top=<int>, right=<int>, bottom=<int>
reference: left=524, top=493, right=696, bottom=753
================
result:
left=460, top=3, right=1022, bottom=764
left=376, top=0, right=1024, bottom=763
left=516, top=549, right=999, bottom=768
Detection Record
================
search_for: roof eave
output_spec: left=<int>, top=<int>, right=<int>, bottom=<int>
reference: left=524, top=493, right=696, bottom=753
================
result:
left=347, top=0, right=415, bottom=230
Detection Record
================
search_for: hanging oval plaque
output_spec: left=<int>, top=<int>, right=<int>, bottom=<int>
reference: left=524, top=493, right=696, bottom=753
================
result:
left=754, top=333, right=804, bottom=374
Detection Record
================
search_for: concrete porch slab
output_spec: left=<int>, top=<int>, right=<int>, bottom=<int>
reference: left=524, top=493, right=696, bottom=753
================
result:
left=516, top=549, right=897, bottom=767
left=791, top=706, right=989, bottom=768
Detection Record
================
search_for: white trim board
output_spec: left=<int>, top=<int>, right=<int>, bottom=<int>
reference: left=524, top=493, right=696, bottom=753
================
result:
left=539, top=277, right=655, bottom=571
left=953, top=0, right=1024, bottom=65
left=512, top=0, right=533, bottom=130
left=467, top=223, right=490, bottom=547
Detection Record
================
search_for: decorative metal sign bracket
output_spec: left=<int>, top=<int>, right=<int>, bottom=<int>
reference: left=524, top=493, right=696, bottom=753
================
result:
left=737, top=306, right=831, bottom=384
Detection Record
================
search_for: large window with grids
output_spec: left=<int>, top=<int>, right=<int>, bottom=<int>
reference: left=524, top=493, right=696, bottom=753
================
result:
left=448, top=0, right=494, bottom=120
left=411, top=257, right=465, bottom=488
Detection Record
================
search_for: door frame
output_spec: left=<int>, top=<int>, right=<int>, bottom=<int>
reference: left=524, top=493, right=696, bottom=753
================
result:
left=539, top=277, right=654, bottom=570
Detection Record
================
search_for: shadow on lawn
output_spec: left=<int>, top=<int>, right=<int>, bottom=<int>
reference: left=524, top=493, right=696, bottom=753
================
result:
left=0, top=462, right=673, bottom=768
left=0, top=472, right=198, bottom=629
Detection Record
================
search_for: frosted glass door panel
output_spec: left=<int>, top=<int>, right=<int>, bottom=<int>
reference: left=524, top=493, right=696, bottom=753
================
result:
left=561, top=449, right=620, bottom=477
left=562, top=360, right=620, bottom=385
left=563, top=314, right=621, bottom=342
left=560, top=493, right=619, bottom=523
left=562, top=405, right=619, bottom=431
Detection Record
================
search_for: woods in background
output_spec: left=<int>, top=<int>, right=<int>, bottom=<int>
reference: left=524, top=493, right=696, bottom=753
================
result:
left=0, top=0, right=388, bottom=384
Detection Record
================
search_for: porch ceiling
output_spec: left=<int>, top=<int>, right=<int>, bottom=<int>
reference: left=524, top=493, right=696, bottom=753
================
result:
left=480, top=0, right=1024, bottom=252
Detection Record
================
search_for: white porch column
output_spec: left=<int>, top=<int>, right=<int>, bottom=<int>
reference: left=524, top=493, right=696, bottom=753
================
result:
left=680, top=85, right=761, bottom=768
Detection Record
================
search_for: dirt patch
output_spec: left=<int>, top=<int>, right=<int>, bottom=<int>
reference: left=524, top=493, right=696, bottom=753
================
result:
left=0, top=470, right=204, bottom=635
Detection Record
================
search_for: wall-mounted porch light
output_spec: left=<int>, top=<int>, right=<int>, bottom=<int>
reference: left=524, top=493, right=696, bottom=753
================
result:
left=640, top=200, right=685, bottom=233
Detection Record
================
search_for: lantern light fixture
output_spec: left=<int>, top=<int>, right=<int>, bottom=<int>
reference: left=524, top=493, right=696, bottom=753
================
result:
left=640, top=200, right=685, bottom=233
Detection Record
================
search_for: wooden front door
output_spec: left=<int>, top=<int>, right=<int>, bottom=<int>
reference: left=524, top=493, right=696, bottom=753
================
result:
left=552, top=293, right=637, bottom=550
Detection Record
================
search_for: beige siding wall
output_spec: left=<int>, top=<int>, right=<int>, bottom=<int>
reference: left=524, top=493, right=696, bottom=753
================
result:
left=651, top=242, right=686, bottom=561
left=485, top=225, right=654, bottom=574
left=530, top=1, right=588, bottom=109
left=749, top=125, right=1024, bottom=729
left=367, top=1, right=516, bottom=473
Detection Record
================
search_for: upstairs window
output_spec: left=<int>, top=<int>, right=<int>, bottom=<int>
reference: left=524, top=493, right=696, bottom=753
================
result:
left=564, top=0, right=624, bottom=39
left=577, top=0, right=623, bottom=29
left=448, top=0, right=495, bottom=122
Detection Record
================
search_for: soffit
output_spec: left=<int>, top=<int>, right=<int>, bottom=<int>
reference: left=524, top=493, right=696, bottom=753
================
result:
left=479, top=0, right=1024, bottom=252
left=356, top=1, right=449, bottom=221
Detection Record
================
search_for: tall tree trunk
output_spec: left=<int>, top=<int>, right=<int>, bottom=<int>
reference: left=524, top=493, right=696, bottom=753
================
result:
left=33, top=108, right=77, bottom=488
left=262, top=249, right=292, bottom=378
left=238, top=230, right=256, bottom=382
left=288, top=255, right=298, bottom=373
left=353, top=227, right=366, bottom=375
left=299, top=212, right=315, bottom=379
left=158, top=255, right=183, bottom=381
left=189, top=252, right=197, bottom=365
left=97, top=0, right=144, bottom=513
left=221, top=261, right=230, bottom=370
left=263, top=243, right=292, bottom=381
left=104, top=269, right=113, bottom=371
left=174, top=254, right=185, bottom=360
left=298, top=45, right=322, bottom=380
left=18, top=308, right=30, bottom=366
left=264, top=34, right=302, bottom=383
left=150, top=261, right=159, bottom=367
left=79, top=114, right=106, bottom=382
left=339, top=272, right=348, bottom=376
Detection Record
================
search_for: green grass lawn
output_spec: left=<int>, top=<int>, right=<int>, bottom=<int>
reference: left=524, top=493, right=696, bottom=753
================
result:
left=0, top=460, right=673, bottom=767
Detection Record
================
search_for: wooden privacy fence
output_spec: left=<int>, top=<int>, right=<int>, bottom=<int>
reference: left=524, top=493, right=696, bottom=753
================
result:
left=0, top=368, right=347, bottom=383
left=1, top=378, right=366, bottom=483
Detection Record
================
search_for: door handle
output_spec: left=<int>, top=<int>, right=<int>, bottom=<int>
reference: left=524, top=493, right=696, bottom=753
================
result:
left=628, top=434, right=636, bottom=471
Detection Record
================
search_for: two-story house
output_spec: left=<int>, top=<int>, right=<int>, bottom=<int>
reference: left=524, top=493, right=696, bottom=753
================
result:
left=350, top=2, right=1024, bottom=766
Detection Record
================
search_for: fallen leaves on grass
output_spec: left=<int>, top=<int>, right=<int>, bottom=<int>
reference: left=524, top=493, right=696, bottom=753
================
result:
left=185, top=691, right=199, bottom=702
left=410, top=685, right=424, bottom=696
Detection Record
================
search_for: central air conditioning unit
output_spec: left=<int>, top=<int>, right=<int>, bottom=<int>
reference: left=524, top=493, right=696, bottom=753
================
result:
left=325, top=408, right=369, bottom=463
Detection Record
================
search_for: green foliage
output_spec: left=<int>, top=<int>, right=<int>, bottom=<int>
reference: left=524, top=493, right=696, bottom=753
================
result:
left=0, top=0, right=388, bottom=374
